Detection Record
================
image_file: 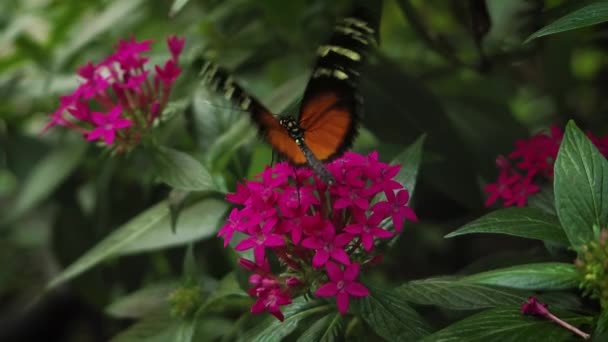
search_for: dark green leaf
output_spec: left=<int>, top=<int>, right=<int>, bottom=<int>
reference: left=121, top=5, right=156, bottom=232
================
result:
left=110, top=311, right=194, bottom=342
left=201, top=272, right=249, bottom=313
left=445, top=207, right=569, bottom=245
left=355, top=284, right=430, bottom=341
left=242, top=298, right=332, bottom=342
left=105, top=281, right=177, bottom=319
left=462, top=262, right=580, bottom=290
left=296, top=312, right=343, bottom=342
left=527, top=185, right=556, bottom=215
left=205, top=116, right=257, bottom=173
left=153, top=146, right=215, bottom=192
left=47, top=198, right=227, bottom=289
left=421, top=307, right=592, bottom=342
left=5, top=142, right=86, bottom=223
left=390, top=134, right=426, bottom=198
left=396, top=278, right=526, bottom=310
left=554, top=120, right=608, bottom=250
left=595, top=309, right=608, bottom=337
left=526, top=1, right=608, bottom=42
left=183, top=244, right=197, bottom=284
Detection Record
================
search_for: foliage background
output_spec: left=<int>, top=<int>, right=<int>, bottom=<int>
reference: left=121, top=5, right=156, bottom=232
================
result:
left=0, top=0, right=606, bottom=340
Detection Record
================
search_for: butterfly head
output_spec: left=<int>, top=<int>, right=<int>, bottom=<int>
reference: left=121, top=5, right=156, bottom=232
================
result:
left=279, top=116, right=304, bottom=145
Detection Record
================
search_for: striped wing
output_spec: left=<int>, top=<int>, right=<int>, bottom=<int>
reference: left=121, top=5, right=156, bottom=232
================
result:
left=199, top=61, right=306, bottom=164
left=298, top=11, right=376, bottom=162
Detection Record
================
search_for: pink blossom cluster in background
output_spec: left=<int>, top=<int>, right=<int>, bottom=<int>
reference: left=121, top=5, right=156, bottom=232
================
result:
left=218, top=151, right=418, bottom=321
left=485, top=125, right=608, bottom=207
left=44, top=36, right=185, bottom=150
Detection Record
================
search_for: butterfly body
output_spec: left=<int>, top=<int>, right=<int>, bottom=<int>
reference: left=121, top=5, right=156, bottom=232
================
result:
left=199, top=9, right=376, bottom=183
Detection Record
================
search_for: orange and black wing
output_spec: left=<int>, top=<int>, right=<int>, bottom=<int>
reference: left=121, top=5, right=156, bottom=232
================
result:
left=298, top=10, right=377, bottom=163
left=199, top=60, right=307, bottom=164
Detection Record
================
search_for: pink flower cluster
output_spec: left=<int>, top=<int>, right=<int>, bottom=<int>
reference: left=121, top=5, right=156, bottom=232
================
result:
left=44, top=36, right=185, bottom=150
left=485, top=125, right=608, bottom=207
left=218, top=151, right=417, bottom=321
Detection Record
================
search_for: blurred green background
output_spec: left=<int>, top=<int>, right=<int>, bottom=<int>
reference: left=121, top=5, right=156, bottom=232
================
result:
left=0, top=0, right=607, bottom=340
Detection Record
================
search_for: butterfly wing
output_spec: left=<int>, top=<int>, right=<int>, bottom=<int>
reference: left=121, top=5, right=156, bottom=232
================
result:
left=199, top=61, right=306, bottom=164
left=298, top=11, right=376, bottom=162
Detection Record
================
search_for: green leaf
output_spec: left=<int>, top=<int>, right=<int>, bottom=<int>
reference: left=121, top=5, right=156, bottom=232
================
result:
left=595, top=308, right=608, bottom=337
left=296, top=312, right=343, bottom=342
left=47, top=198, right=228, bottom=289
left=110, top=311, right=194, bottom=342
left=205, top=116, right=257, bottom=173
left=554, top=120, right=608, bottom=250
left=118, top=198, right=228, bottom=255
left=527, top=185, right=556, bottom=215
left=445, top=207, right=569, bottom=245
left=169, top=0, right=191, bottom=17
left=396, top=278, right=526, bottom=310
left=5, top=142, right=86, bottom=223
left=153, top=146, right=215, bottom=192
left=355, top=284, right=430, bottom=341
left=243, top=298, right=332, bottom=342
left=201, top=272, right=249, bottom=313
left=390, top=134, right=426, bottom=198
left=462, top=263, right=580, bottom=290
left=183, top=244, right=197, bottom=284
left=421, top=307, right=592, bottom=342
left=526, top=1, right=608, bottom=43
left=106, top=281, right=177, bottom=319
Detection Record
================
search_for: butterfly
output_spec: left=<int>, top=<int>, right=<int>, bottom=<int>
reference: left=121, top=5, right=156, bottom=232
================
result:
left=199, top=9, right=376, bottom=184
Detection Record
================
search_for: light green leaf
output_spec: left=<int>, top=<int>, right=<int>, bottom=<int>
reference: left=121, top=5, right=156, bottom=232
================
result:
left=445, top=207, right=569, bottom=245
left=47, top=198, right=228, bottom=289
left=462, top=262, right=580, bottom=290
left=6, top=142, right=86, bottom=223
left=526, top=1, right=608, bottom=42
left=170, top=0, right=191, bottom=17
left=421, top=307, right=592, bottom=342
left=396, top=278, right=526, bottom=310
left=119, top=198, right=228, bottom=255
left=110, top=311, right=194, bottom=342
left=55, top=0, right=145, bottom=67
left=554, top=120, right=608, bottom=250
left=355, top=284, right=430, bottom=341
left=391, top=134, right=426, bottom=198
left=106, top=281, right=177, bottom=319
left=296, top=312, right=343, bottom=342
left=153, top=146, right=215, bottom=192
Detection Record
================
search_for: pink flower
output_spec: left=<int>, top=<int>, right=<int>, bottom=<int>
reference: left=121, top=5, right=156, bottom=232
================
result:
left=302, top=223, right=353, bottom=267
left=521, top=297, right=590, bottom=339
left=155, top=59, right=182, bottom=87
left=503, top=175, right=540, bottom=207
left=220, top=152, right=416, bottom=320
left=345, top=210, right=392, bottom=251
left=43, top=36, right=185, bottom=151
left=86, top=106, right=132, bottom=145
left=234, top=218, right=284, bottom=263
left=167, top=35, right=185, bottom=61
left=251, top=287, right=292, bottom=321
left=373, top=189, right=417, bottom=232
left=483, top=168, right=520, bottom=207
left=315, top=262, right=369, bottom=315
